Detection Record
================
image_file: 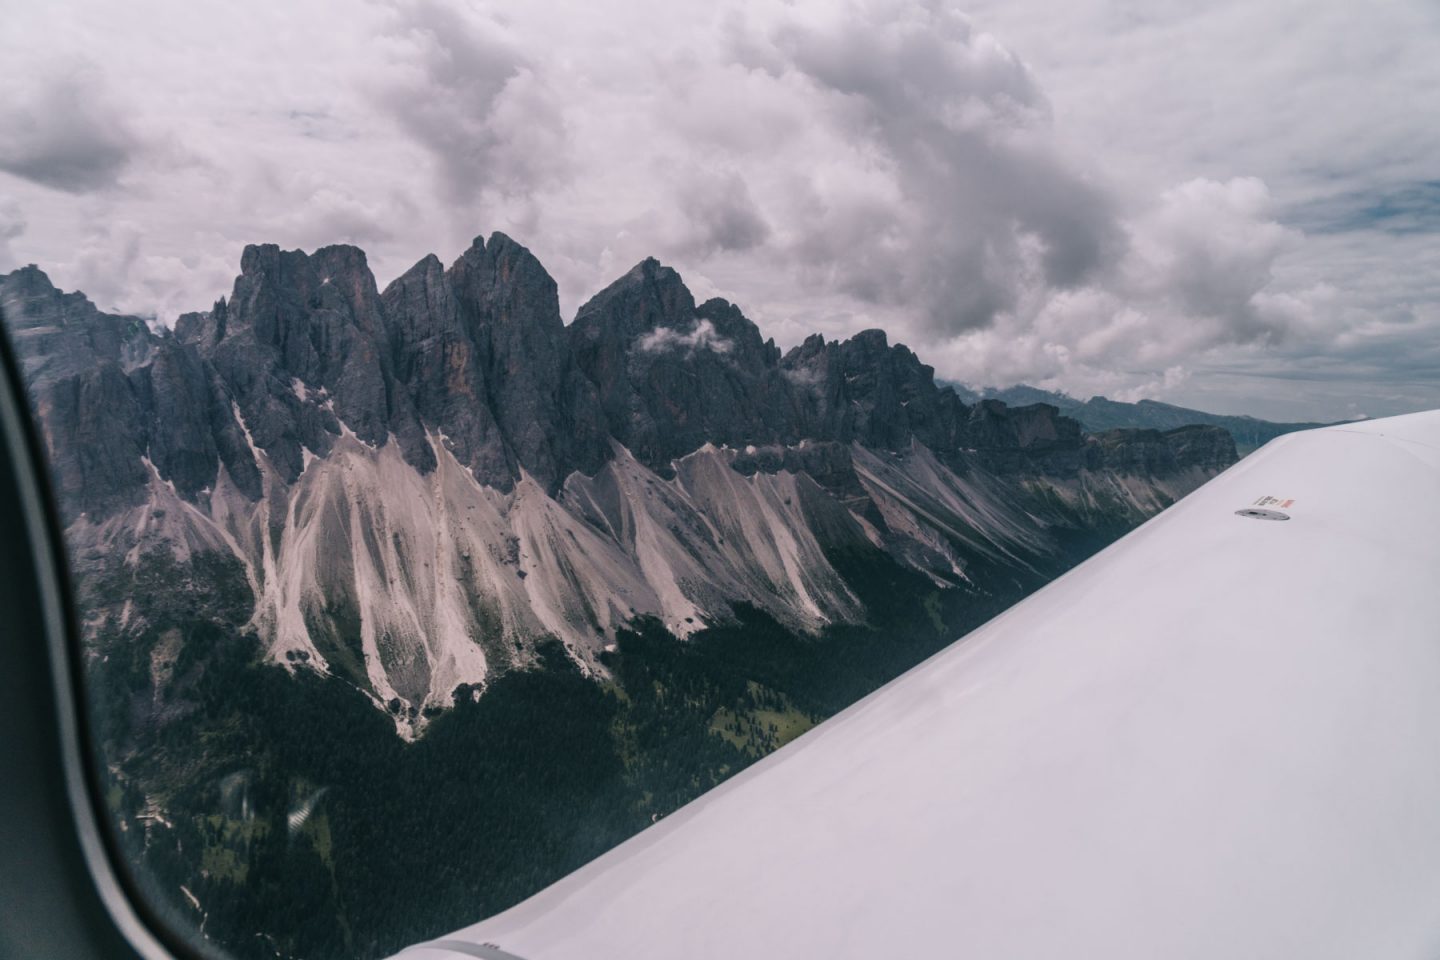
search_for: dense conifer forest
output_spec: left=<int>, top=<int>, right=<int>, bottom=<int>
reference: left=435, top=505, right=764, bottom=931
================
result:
left=83, top=542, right=1098, bottom=959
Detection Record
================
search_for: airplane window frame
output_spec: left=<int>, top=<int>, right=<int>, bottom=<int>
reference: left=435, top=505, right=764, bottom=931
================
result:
left=0, top=320, right=210, bottom=960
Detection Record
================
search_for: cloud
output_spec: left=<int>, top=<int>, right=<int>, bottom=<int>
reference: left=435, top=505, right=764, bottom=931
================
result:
left=720, top=1, right=1123, bottom=332
left=930, top=175, right=1326, bottom=398
left=1116, top=177, right=1307, bottom=349
left=676, top=3, right=1321, bottom=409
left=269, top=181, right=413, bottom=251
left=0, top=201, right=24, bottom=271
left=68, top=220, right=235, bottom=325
left=636, top=319, right=733, bottom=356
left=373, top=0, right=569, bottom=208
left=675, top=170, right=771, bottom=256
left=0, top=0, right=1433, bottom=422
left=0, top=63, right=141, bottom=193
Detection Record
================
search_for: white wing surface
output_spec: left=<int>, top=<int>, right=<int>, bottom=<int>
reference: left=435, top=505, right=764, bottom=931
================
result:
left=397, top=411, right=1440, bottom=960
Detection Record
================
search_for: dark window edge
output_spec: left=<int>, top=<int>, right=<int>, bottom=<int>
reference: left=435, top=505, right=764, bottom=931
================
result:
left=0, top=315, right=223, bottom=960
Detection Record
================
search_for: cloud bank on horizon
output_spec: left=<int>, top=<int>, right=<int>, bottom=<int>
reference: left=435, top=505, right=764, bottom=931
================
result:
left=0, top=0, right=1435, bottom=422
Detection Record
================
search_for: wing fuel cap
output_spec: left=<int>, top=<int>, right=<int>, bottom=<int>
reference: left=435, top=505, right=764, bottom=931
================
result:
left=1235, top=507, right=1290, bottom=521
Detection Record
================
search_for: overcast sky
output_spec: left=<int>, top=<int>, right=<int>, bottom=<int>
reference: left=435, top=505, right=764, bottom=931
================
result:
left=1, top=0, right=1436, bottom=420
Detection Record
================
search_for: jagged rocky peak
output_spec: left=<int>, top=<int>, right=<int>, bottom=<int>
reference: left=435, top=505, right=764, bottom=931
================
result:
left=1, top=264, right=158, bottom=387
left=967, top=400, right=1081, bottom=451
left=174, top=297, right=229, bottom=349
left=445, top=232, right=574, bottom=488
left=225, top=241, right=389, bottom=371
left=780, top=327, right=971, bottom=458
left=695, top=296, right=780, bottom=366
left=2, top=243, right=1242, bottom=729
left=572, top=259, right=779, bottom=373
left=382, top=242, right=509, bottom=486
left=3, top=262, right=61, bottom=309
left=376, top=231, right=604, bottom=490
left=200, top=241, right=400, bottom=469
left=833, top=329, right=933, bottom=450
left=2, top=240, right=1237, bottom=518
left=381, top=253, right=453, bottom=352
left=572, top=256, right=695, bottom=339
left=568, top=256, right=800, bottom=471
left=0, top=267, right=160, bottom=518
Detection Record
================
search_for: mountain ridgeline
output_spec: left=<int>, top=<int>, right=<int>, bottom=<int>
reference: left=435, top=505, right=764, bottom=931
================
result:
left=952, top=383, right=1331, bottom=455
left=4, top=233, right=1236, bottom=732
left=3, top=234, right=1238, bottom=958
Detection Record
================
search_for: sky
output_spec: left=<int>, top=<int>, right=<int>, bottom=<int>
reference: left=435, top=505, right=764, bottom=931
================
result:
left=0, top=0, right=1436, bottom=421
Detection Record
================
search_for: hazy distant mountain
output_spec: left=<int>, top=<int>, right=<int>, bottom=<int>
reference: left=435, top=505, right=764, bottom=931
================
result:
left=946, top=383, right=1331, bottom=455
left=2, top=237, right=1237, bottom=959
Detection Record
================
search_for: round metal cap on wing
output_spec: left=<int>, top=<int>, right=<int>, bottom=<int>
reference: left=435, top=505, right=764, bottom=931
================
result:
left=1235, top=508, right=1290, bottom=521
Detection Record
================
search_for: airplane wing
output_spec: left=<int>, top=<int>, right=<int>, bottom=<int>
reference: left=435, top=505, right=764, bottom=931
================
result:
left=395, top=411, right=1440, bottom=960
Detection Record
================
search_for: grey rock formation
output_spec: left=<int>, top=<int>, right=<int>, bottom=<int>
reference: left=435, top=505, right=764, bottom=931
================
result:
left=382, top=250, right=507, bottom=482
left=1, top=238, right=1240, bottom=725
left=960, top=383, right=1329, bottom=456
left=1098, top=423, right=1238, bottom=474
left=568, top=258, right=798, bottom=471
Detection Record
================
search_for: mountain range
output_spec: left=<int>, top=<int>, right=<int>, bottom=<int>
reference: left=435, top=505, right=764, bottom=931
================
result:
left=3, top=234, right=1241, bottom=958
left=2, top=233, right=1236, bottom=733
left=949, top=383, right=1332, bottom=455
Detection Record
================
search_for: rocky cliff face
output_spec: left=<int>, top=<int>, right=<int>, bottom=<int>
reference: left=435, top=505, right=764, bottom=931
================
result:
left=2, top=235, right=1236, bottom=731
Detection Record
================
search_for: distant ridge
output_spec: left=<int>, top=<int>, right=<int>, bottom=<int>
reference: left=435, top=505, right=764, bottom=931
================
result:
left=945, top=383, right=1336, bottom=455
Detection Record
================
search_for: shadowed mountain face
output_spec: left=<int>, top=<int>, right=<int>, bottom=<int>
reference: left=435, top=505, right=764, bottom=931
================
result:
left=3, top=234, right=1235, bottom=730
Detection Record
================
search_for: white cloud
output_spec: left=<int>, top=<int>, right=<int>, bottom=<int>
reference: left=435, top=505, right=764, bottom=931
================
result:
left=636, top=319, right=734, bottom=356
left=68, top=220, right=235, bottom=323
left=929, top=175, right=1335, bottom=401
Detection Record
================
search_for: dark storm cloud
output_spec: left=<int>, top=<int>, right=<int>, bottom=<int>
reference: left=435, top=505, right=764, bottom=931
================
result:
left=0, top=65, right=140, bottom=193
